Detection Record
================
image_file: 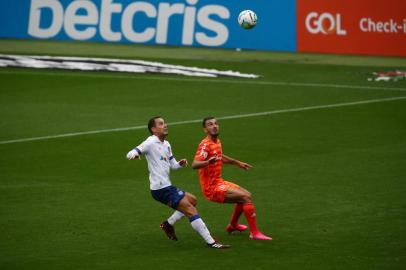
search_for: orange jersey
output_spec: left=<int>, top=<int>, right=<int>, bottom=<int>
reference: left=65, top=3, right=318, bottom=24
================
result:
left=194, top=137, right=224, bottom=196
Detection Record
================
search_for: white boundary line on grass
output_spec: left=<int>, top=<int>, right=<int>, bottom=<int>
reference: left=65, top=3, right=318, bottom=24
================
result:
left=134, top=77, right=406, bottom=92
left=1, top=95, right=406, bottom=145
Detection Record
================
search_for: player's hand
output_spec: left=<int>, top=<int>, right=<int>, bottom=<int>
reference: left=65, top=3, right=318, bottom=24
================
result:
left=126, top=149, right=141, bottom=160
left=237, top=161, right=252, bottom=170
left=208, top=155, right=219, bottom=164
left=179, top=159, right=188, bottom=167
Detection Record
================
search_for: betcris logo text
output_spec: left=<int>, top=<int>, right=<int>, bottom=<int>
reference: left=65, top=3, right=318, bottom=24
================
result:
left=28, top=0, right=229, bottom=46
left=0, top=0, right=297, bottom=52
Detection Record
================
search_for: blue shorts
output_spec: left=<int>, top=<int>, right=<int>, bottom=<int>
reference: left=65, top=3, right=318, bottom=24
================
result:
left=151, top=185, right=185, bottom=210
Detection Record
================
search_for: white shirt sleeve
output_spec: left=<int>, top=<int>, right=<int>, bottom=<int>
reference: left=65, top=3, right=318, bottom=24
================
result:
left=135, top=138, right=151, bottom=155
left=169, top=156, right=182, bottom=170
left=126, top=137, right=151, bottom=159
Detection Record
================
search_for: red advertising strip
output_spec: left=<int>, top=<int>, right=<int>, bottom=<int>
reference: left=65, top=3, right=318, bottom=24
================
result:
left=297, top=0, right=406, bottom=57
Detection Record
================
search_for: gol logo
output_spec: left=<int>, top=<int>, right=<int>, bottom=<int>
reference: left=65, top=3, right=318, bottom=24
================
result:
left=305, top=12, right=347, bottom=35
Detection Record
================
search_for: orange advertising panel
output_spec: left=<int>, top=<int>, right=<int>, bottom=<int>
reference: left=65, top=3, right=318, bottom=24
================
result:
left=297, top=0, right=406, bottom=57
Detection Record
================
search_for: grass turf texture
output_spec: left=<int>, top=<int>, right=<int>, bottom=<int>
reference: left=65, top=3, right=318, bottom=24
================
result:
left=0, top=40, right=406, bottom=269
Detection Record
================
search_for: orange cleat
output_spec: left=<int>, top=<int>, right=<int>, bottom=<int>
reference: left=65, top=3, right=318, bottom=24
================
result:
left=249, top=231, right=272, bottom=241
left=226, top=224, right=249, bottom=233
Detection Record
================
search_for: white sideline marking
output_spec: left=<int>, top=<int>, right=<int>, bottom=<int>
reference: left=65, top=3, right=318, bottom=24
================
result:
left=255, top=81, right=406, bottom=92
left=1, top=96, right=405, bottom=145
left=138, top=77, right=406, bottom=92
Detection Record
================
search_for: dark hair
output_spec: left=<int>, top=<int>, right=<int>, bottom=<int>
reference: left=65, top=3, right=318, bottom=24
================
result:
left=202, top=116, right=215, bottom=127
left=148, top=116, right=161, bottom=134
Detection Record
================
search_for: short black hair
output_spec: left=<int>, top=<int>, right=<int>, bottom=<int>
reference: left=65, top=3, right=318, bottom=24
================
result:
left=148, top=116, right=161, bottom=134
left=202, top=116, right=215, bottom=127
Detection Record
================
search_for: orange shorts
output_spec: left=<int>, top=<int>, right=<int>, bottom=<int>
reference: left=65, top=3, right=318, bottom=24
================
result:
left=203, top=180, right=240, bottom=203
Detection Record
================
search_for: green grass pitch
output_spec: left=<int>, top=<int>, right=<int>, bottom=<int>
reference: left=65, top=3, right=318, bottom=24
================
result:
left=0, top=40, right=406, bottom=270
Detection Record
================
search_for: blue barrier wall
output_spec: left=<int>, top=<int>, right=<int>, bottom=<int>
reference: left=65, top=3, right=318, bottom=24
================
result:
left=0, top=0, right=296, bottom=52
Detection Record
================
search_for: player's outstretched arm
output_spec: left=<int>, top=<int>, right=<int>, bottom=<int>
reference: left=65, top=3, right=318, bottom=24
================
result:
left=126, top=148, right=141, bottom=160
left=222, top=154, right=252, bottom=170
left=169, top=157, right=188, bottom=170
left=192, top=156, right=218, bottom=170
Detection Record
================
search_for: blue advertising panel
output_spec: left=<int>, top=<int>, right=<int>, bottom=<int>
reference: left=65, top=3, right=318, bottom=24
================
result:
left=0, top=0, right=296, bottom=52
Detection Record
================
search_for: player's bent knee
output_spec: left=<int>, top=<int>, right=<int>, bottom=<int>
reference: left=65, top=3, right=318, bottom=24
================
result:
left=187, top=193, right=197, bottom=206
left=243, top=192, right=252, bottom=203
left=178, top=199, right=198, bottom=217
left=184, top=205, right=198, bottom=217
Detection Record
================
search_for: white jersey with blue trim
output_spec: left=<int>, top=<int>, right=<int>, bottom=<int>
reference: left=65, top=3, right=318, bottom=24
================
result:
left=135, top=135, right=182, bottom=190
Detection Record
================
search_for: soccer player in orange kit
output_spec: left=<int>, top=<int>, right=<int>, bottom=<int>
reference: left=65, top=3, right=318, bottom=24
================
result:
left=192, top=117, right=272, bottom=240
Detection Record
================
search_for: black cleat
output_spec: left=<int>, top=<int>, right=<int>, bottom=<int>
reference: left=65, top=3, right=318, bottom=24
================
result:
left=207, top=241, right=231, bottom=249
left=160, top=221, right=178, bottom=241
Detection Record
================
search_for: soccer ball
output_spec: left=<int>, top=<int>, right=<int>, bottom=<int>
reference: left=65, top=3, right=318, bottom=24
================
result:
left=238, top=10, right=258, bottom=29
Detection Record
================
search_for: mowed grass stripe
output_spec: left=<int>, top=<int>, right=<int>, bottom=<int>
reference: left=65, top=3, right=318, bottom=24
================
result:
left=1, top=95, right=405, bottom=145
left=1, top=69, right=406, bottom=92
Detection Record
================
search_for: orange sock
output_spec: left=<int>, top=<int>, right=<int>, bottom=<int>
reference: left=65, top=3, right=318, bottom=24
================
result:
left=230, top=203, right=243, bottom=226
left=242, top=203, right=259, bottom=233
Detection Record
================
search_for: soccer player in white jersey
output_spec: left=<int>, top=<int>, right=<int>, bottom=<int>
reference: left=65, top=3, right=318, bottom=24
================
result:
left=126, top=116, right=229, bottom=249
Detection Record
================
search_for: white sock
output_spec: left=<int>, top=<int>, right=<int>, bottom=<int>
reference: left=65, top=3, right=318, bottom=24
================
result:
left=167, top=210, right=184, bottom=226
left=189, top=215, right=215, bottom=244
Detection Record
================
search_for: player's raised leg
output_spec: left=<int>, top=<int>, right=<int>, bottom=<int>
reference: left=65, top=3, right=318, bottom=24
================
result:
left=167, top=210, right=184, bottom=226
left=225, top=186, right=248, bottom=233
left=226, top=203, right=248, bottom=233
left=160, top=210, right=183, bottom=241
left=160, top=193, right=195, bottom=240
